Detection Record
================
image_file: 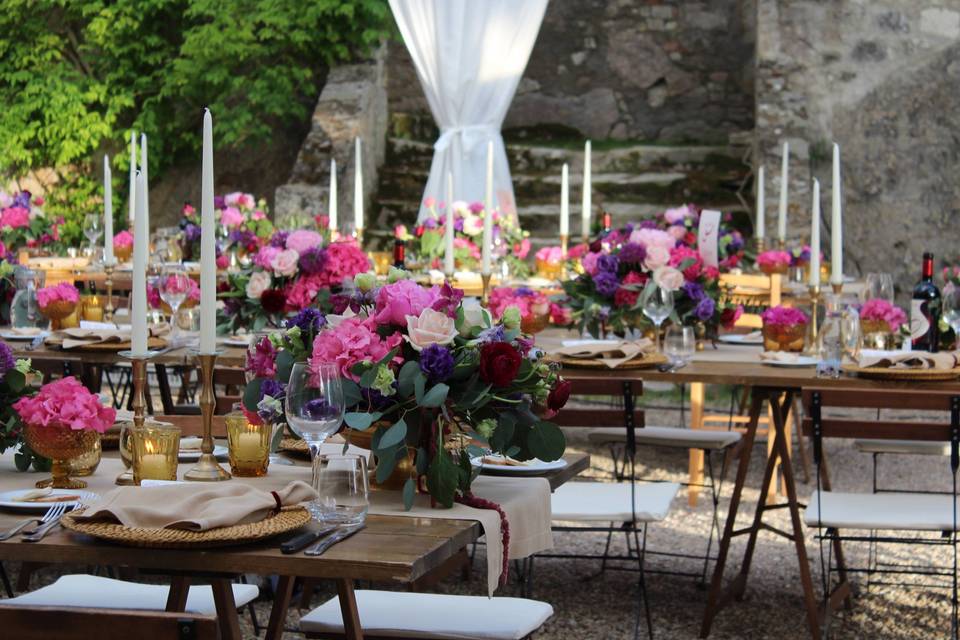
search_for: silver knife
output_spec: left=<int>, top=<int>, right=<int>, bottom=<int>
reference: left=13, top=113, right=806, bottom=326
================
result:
left=304, top=523, right=364, bottom=556
left=22, top=521, right=60, bottom=543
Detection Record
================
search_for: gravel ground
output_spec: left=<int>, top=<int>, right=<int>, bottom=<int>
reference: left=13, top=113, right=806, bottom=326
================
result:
left=6, top=401, right=958, bottom=639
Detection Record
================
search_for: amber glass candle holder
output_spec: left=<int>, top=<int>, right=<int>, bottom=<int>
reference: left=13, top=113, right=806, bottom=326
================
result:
left=225, top=413, right=271, bottom=477
left=132, top=422, right=181, bottom=484
left=762, top=321, right=807, bottom=352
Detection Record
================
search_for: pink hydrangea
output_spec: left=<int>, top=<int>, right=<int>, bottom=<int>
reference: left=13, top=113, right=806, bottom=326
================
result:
left=0, top=206, right=30, bottom=229
left=756, top=250, right=792, bottom=271
left=309, top=317, right=403, bottom=380
left=582, top=252, right=601, bottom=276
left=761, top=305, right=809, bottom=327
left=860, top=299, right=907, bottom=332
left=514, top=237, right=531, bottom=260
left=668, top=246, right=703, bottom=281
left=220, top=206, right=244, bottom=228
left=285, top=274, right=326, bottom=309
left=535, top=246, right=563, bottom=264
left=374, top=279, right=440, bottom=326
left=285, top=229, right=324, bottom=255
left=37, top=282, right=79, bottom=308
left=113, top=230, right=134, bottom=248
left=14, top=377, right=116, bottom=433
left=315, top=241, right=371, bottom=287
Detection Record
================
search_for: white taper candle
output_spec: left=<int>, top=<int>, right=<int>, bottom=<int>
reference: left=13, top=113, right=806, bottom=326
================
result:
left=755, top=165, right=765, bottom=239
left=581, top=140, right=592, bottom=240
left=482, top=140, right=493, bottom=276
left=329, top=158, right=338, bottom=233
left=140, top=133, right=149, bottom=239
left=560, top=163, right=569, bottom=237
left=128, top=132, right=136, bottom=227
left=354, top=138, right=363, bottom=233
left=444, top=172, right=454, bottom=276
left=830, top=142, right=843, bottom=286
left=131, top=171, right=148, bottom=357
left=103, top=155, right=114, bottom=264
left=199, top=109, right=217, bottom=354
left=810, top=178, right=821, bottom=287
left=778, top=141, right=789, bottom=242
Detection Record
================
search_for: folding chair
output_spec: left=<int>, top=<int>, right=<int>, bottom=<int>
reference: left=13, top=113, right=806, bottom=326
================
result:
left=0, top=606, right=219, bottom=640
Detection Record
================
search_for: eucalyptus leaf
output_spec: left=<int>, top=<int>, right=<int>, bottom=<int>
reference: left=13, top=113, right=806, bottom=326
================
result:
left=489, top=413, right=516, bottom=452
left=527, top=421, right=566, bottom=461
left=402, top=477, right=416, bottom=511
left=419, top=383, right=449, bottom=408
left=414, top=371, right=427, bottom=404
left=358, top=366, right=378, bottom=389
left=242, top=378, right=264, bottom=412
left=275, top=350, right=296, bottom=384
left=378, top=418, right=407, bottom=450
left=375, top=447, right=399, bottom=484
left=397, top=361, right=420, bottom=397
left=341, top=379, right=363, bottom=408
left=4, top=370, right=24, bottom=393
left=344, top=412, right=381, bottom=431
left=426, top=448, right=458, bottom=508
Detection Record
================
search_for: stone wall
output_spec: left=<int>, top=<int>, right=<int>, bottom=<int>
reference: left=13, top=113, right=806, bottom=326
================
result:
left=386, top=0, right=756, bottom=143
left=755, top=0, right=960, bottom=298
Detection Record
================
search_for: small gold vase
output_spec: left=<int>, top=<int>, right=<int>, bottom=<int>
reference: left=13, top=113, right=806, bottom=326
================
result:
left=40, top=300, right=78, bottom=331
left=68, top=435, right=102, bottom=477
left=23, top=423, right=99, bottom=489
left=343, top=426, right=413, bottom=490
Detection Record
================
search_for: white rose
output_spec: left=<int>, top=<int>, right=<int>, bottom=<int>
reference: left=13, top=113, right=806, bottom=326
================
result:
left=461, top=214, right=483, bottom=236
left=405, top=308, right=458, bottom=351
left=653, top=266, right=684, bottom=292
left=245, top=271, right=271, bottom=299
left=644, top=244, right=671, bottom=270
left=270, top=249, right=300, bottom=277
left=459, top=301, right=492, bottom=337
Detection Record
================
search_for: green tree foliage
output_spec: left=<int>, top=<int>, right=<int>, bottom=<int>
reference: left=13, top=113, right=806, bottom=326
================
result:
left=0, top=0, right=390, bottom=243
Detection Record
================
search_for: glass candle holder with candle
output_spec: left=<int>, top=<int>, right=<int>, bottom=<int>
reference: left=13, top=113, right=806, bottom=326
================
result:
left=225, top=411, right=271, bottom=477
left=132, top=422, right=181, bottom=484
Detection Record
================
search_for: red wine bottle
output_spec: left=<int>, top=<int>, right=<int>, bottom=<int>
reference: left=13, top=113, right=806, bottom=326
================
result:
left=911, top=252, right=941, bottom=352
left=392, top=239, right=406, bottom=269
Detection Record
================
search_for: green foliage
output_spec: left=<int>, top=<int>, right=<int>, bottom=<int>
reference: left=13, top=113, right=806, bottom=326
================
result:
left=0, top=0, right=391, bottom=243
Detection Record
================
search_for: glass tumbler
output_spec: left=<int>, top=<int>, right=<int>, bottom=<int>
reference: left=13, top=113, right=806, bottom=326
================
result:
left=314, top=454, right=369, bottom=526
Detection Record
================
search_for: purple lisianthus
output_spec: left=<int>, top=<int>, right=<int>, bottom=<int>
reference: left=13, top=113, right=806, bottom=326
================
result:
left=213, top=195, right=226, bottom=210
left=593, top=271, right=620, bottom=297
left=304, top=398, right=340, bottom=421
left=618, top=242, right=646, bottom=264
left=363, top=387, right=394, bottom=411
left=453, top=217, right=464, bottom=232
left=298, top=247, right=327, bottom=275
left=269, top=230, right=290, bottom=248
left=477, top=325, right=506, bottom=344
left=328, top=294, right=351, bottom=314
left=285, top=308, right=325, bottom=336
left=12, top=191, right=30, bottom=209
left=682, top=281, right=705, bottom=301
left=695, top=296, right=716, bottom=321
left=260, top=379, right=286, bottom=401
left=424, top=218, right=438, bottom=229
left=0, top=342, right=15, bottom=380
left=183, top=223, right=202, bottom=243
left=420, top=344, right=455, bottom=383
left=596, top=254, right=619, bottom=274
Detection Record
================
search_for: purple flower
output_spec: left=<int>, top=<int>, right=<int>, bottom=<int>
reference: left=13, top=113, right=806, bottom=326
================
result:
left=597, top=254, right=619, bottom=274
left=269, top=230, right=290, bottom=248
left=298, top=247, right=327, bottom=275
left=682, top=281, right=704, bottom=301
left=593, top=271, right=620, bottom=297
left=431, top=282, right=464, bottom=318
left=640, top=219, right=658, bottom=230
left=515, top=287, right=534, bottom=297
left=363, top=387, right=393, bottom=411
left=424, top=218, right=438, bottom=229
left=618, top=243, right=646, bottom=264
left=453, top=217, right=464, bottom=232
left=12, top=191, right=31, bottom=209
left=477, top=325, right=506, bottom=343
left=285, top=308, right=325, bottom=336
left=213, top=195, right=226, bottom=210
left=419, top=344, right=455, bottom=383
left=304, top=398, right=339, bottom=421
left=228, top=229, right=256, bottom=247
left=183, top=223, right=202, bottom=243
left=0, top=342, right=15, bottom=380
left=695, top=296, right=716, bottom=321
left=260, top=379, right=286, bottom=400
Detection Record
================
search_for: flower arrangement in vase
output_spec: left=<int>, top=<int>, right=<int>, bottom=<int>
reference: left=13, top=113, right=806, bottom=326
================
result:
left=761, top=306, right=809, bottom=352
left=487, top=287, right=551, bottom=334
left=0, top=190, right=64, bottom=257
left=656, top=204, right=746, bottom=271
left=859, top=299, right=907, bottom=350
left=0, top=342, right=49, bottom=471
left=179, top=192, right=274, bottom=262
left=112, top=230, right=134, bottom=263
left=755, top=250, right=792, bottom=275
left=37, top=282, right=80, bottom=330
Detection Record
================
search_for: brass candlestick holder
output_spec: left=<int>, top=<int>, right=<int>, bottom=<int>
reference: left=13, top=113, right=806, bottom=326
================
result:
left=560, top=234, right=569, bottom=259
left=116, top=350, right=159, bottom=485
left=185, top=350, right=231, bottom=481
left=354, top=227, right=364, bottom=248
left=752, top=237, right=767, bottom=254
left=481, top=273, right=491, bottom=307
left=805, top=285, right=822, bottom=355
left=831, top=282, right=843, bottom=295
left=778, top=239, right=786, bottom=250
left=103, top=261, right=116, bottom=323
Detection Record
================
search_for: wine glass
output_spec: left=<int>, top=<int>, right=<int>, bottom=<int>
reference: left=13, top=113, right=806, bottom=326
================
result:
left=83, top=214, right=102, bottom=258
left=944, top=285, right=960, bottom=349
left=286, top=362, right=346, bottom=519
left=865, top=272, right=894, bottom=303
left=642, top=287, right=674, bottom=352
left=159, top=264, right=191, bottom=330
left=664, top=325, right=695, bottom=369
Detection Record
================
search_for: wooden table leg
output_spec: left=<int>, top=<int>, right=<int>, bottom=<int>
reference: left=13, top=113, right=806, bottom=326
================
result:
left=210, top=578, right=242, bottom=640
left=165, top=575, right=190, bottom=611
left=337, top=578, right=363, bottom=640
left=688, top=382, right=705, bottom=507
left=265, top=575, right=295, bottom=640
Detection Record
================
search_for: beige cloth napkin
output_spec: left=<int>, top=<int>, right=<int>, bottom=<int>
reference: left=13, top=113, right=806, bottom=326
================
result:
left=52, top=325, right=170, bottom=350
left=759, top=351, right=807, bottom=364
left=550, top=339, right=655, bottom=369
left=857, top=350, right=960, bottom=370
left=369, top=475, right=553, bottom=596
left=72, top=480, right=317, bottom=531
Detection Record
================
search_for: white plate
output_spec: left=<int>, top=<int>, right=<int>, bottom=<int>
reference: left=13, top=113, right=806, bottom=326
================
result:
left=0, top=489, right=97, bottom=512
left=178, top=445, right=229, bottom=461
left=219, top=336, right=251, bottom=347
left=718, top=333, right=763, bottom=345
left=470, top=456, right=568, bottom=475
left=760, top=354, right=818, bottom=367
left=0, top=330, right=45, bottom=341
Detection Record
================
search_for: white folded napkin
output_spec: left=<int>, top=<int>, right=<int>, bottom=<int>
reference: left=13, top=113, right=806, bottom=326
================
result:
left=857, top=349, right=960, bottom=370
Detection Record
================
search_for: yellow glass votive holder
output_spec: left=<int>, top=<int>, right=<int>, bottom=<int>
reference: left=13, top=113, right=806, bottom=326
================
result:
left=132, top=422, right=181, bottom=484
left=225, top=413, right=271, bottom=477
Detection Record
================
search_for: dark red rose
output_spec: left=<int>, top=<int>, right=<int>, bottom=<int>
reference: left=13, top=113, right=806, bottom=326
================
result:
left=720, top=305, right=743, bottom=330
left=260, top=289, right=286, bottom=314
left=547, top=379, right=572, bottom=412
left=479, top=342, right=523, bottom=387
left=683, top=231, right=697, bottom=246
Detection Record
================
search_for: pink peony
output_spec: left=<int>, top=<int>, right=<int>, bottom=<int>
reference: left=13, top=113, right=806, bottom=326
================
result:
left=285, top=229, right=324, bottom=255
left=113, top=230, right=134, bottom=248
left=860, top=299, right=907, bottom=332
left=14, top=377, right=116, bottom=433
left=315, top=241, right=371, bottom=287
left=761, top=305, right=809, bottom=327
left=0, top=206, right=30, bottom=229
left=284, top=274, right=326, bottom=309
left=309, top=317, right=403, bottom=380
left=270, top=249, right=300, bottom=277
left=220, top=206, right=244, bottom=228
left=535, top=246, right=563, bottom=264
left=374, top=279, right=440, bottom=326
left=644, top=245, right=671, bottom=271
left=668, top=246, right=703, bottom=281
left=630, top=227, right=676, bottom=253
left=549, top=302, right=573, bottom=326
left=255, top=245, right=281, bottom=269
left=37, top=282, right=80, bottom=308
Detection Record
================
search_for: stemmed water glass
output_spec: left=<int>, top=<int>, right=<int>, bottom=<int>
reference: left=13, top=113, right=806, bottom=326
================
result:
left=158, top=264, right=191, bottom=332
left=864, top=272, right=894, bottom=303
left=83, top=214, right=102, bottom=259
left=944, top=285, right=960, bottom=348
left=642, top=287, right=674, bottom=352
left=286, top=362, right=346, bottom=520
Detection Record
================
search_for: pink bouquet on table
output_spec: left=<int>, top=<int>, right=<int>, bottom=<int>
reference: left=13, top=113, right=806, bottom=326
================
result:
left=13, top=377, right=116, bottom=433
left=113, top=230, right=134, bottom=249
left=860, top=299, right=907, bottom=332
left=310, top=316, right=403, bottom=381
left=36, top=282, right=79, bottom=308
left=756, top=250, right=792, bottom=274
left=487, top=287, right=550, bottom=323
left=535, top=246, right=563, bottom=265
left=761, top=306, right=808, bottom=327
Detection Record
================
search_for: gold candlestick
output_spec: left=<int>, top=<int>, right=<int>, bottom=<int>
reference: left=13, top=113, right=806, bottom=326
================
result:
left=560, top=234, right=569, bottom=260
left=103, top=262, right=115, bottom=323
left=831, top=282, right=843, bottom=295
left=806, top=284, right=821, bottom=353
left=185, top=351, right=231, bottom=481
left=354, top=227, right=364, bottom=248
left=777, top=239, right=786, bottom=250
left=481, top=273, right=492, bottom=307
left=116, top=350, right=157, bottom=485
left=752, top=237, right=767, bottom=254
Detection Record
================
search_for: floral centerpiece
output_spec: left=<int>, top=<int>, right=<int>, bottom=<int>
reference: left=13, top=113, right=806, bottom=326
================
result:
left=0, top=190, right=63, bottom=256
left=0, top=343, right=48, bottom=471
left=113, top=230, right=134, bottom=262
left=12, top=376, right=116, bottom=488
left=859, top=299, right=907, bottom=350
left=534, top=246, right=564, bottom=280
left=179, top=192, right=274, bottom=261
left=488, top=287, right=551, bottom=334
left=218, top=232, right=370, bottom=333
left=761, top=306, right=808, bottom=352
left=657, top=204, right=745, bottom=271
left=37, top=282, right=80, bottom=330
left=756, top=250, right=792, bottom=275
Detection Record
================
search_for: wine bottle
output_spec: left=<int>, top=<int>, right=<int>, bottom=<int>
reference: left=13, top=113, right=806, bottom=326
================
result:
left=911, top=252, right=941, bottom=352
left=393, top=238, right=406, bottom=269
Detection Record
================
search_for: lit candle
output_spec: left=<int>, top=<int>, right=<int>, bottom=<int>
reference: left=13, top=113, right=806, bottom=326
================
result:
left=103, top=155, right=114, bottom=264
left=444, top=172, right=454, bottom=276
left=199, top=109, right=217, bottom=354
left=128, top=132, right=136, bottom=227
left=329, top=158, right=338, bottom=235
left=778, top=141, right=789, bottom=243
left=235, top=431, right=262, bottom=460
left=810, top=178, right=821, bottom=287
left=830, top=142, right=843, bottom=286
left=560, top=163, right=569, bottom=239
left=131, top=171, right=148, bottom=357
left=140, top=133, right=149, bottom=239
left=481, top=140, right=493, bottom=276
left=581, top=140, right=592, bottom=240
left=755, top=165, right=765, bottom=240
left=354, top=138, right=363, bottom=235
left=138, top=453, right=169, bottom=480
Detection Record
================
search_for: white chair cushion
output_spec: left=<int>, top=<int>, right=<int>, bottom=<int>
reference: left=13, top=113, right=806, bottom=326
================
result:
left=5, top=574, right=258, bottom=614
left=805, top=492, right=960, bottom=531
left=853, top=439, right=951, bottom=456
left=587, top=426, right=741, bottom=450
left=551, top=481, right=679, bottom=523
left=299, top=590, right=553, bottom=639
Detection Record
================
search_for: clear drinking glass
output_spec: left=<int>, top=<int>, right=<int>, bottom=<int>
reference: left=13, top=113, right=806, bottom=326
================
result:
left=286, top=362, right=346, bottom=519
left=664, top=325, right=695, bottom=368
left=314, top=454, right=369, bottom=526
left=159, top=264, right=191, bottom=329
left=944, top=285, right=960, bottom=348
left=865, top=272, right=895, bottom=303
left=83, top=213, right=102, bottom=246
left=642, top=287, right=674, bottom=352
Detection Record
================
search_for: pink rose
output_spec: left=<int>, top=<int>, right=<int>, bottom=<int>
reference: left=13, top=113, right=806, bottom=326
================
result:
left=255, top=246, right=281, bottom=269
left=644, top=245, right=671, bottom=270
left=285, top=229, right=323, bottom=255
left=252, top=210, right=265, bottom=220
left=220, top=206, right=244, bottom=228
left=653, top=266, right=684, bottom=292
left=216, top=254, right=230, bottom=269
left=270, top=249, right=300, bottom=277
left=374, top=279, right=440, bottom=326
left=423, top=196, right=436, bottom=208
left=406, top=308, right=458, bottom=351
left=238, top=193, right=256, bottom=209
left=245, top=271, right=272, bottom=299
left=13, top=377, right=116, bottom=433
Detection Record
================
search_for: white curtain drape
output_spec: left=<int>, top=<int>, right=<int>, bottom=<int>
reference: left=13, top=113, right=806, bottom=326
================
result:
left=388, top=0, right=548, bottom=222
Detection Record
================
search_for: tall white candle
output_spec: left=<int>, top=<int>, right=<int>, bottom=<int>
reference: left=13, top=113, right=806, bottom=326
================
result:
left=560, top=163, right=569, bottom=237
left=778, top=141, right=789, bottom=242
left=199, top=109, right=217, bottom=354
left=353, top=138, right=363, bottom=234
left=140, top=134, right=149, bottom=239
left=481, top=140, right=493, bottom=276
left=581, top=140, right=592, bottom=240
left=830, top=142, right=843, bottom=286
left=329, top=158, right=338, bottom=234
left=755, top=165, right=765, bottom=239
left=444, top=172, right=454, bottom=276
left=103, top=155, right=114, bottom=264
left=131, top=171, right=148, bottom=357
left=128, top=132, right=136, bottom=226
left=810, top=178, right=821, bottom=287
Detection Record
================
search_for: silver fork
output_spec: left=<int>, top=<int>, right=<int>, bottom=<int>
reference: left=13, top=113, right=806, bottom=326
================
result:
left=21, top=502, right=68, bottom=542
